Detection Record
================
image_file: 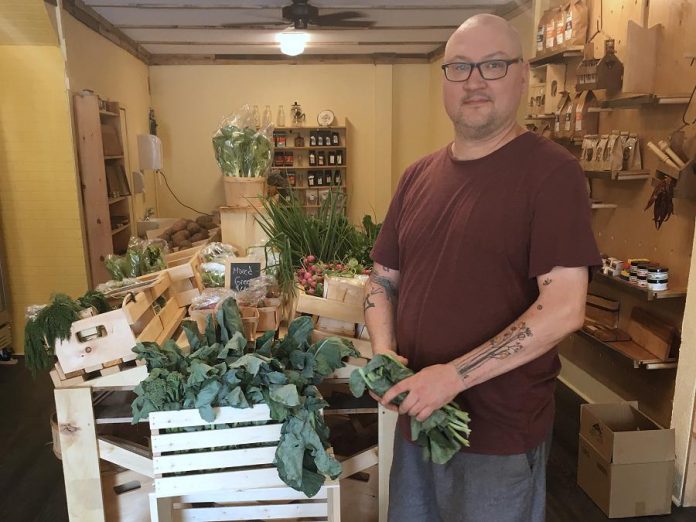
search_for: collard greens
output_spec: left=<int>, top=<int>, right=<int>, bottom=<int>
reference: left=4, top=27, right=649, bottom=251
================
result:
left=131, top=297, right=358, bottom=497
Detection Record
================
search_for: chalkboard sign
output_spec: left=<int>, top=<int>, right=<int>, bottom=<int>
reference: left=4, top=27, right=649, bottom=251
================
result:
left=225, top=257, right=263, bottom=292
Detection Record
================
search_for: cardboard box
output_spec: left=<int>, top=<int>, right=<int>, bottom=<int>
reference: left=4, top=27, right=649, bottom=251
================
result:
left=577, top=402, right=674, bottom=518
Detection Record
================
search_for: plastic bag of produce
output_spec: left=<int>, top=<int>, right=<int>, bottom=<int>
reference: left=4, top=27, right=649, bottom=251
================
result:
left=212, top=104, right=274, bottom=178
left=235, top=274, right=277, bottom=307
left=199, top=242, right=238, bottom=263
left=200, top=261, right=226, bottom=288
left=189, top=288, right=236, bottom=311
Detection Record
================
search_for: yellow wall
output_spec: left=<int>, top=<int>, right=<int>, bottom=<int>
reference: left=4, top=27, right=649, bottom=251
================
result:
left=149, top=64, right=387, bottom=223
left=61, top=11, right=154, bottom=223
left=0, top=43, right=88, bottom=353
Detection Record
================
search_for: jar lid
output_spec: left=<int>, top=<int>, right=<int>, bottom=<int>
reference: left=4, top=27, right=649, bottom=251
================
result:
left=637, top=275, right=647, bottom=280
left=648, top=266, right=669, bottom=273
left=637, top=264, right=650, bottom=270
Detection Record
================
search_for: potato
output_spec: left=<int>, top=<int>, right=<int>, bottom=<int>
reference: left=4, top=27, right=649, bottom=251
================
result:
left=186, top=222, right=202, bottom=234
left=196, top=215, right=213, bottom=226
left=178, top=240, right=192, bottom=248
left=170, top=219, right=188, bottom=232
left=171, top=230, right=190, bottom=244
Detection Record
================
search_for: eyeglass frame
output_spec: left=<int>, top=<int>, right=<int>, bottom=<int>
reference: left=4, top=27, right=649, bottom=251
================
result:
left=441, top=58, right=523, bottom=82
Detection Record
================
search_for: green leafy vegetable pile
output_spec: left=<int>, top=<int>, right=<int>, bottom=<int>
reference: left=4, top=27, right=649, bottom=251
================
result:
left=105, top=238, right=167, bottom=281
left=24, top=291, right=112, bottom=377
left=212, top=124, right=273, bottom=178
left=349, top=353, right=471, bottom=465
left=131, top=297, right=359, bottom=497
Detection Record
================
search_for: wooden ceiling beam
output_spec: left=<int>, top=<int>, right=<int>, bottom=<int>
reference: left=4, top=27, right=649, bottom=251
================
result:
left=149, top=52, right=430, bottom=66
left=62, top=0, right=151, bottom=64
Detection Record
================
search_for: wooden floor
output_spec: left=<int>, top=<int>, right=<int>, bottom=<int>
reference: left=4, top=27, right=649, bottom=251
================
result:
left=1, top=359, right=695, bottom=521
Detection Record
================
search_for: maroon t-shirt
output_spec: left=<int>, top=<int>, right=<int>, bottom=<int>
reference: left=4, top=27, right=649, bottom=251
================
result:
left=371, top=132, right=601, bottom=455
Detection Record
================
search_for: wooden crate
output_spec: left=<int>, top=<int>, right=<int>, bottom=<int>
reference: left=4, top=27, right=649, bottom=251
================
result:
left=50, top=358, right=148, bottom=389
left=148, top=404, right=340, bottom=521
left=137, top=245, right=205, bottom=307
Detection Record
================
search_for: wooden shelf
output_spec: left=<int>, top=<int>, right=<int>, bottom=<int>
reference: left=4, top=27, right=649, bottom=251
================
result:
left=525, top=113, right=555, bottom=120
left=529, top=45, right=584, bottom=66
left=108, top=196, right=128, bottom=205
left=593, top=271, right=687, bottom=300
left=277, top=146, right=345, bottom=151
left=585, top=169, right=651, bottom=181
left=292, top=185, right=346, bottom=190
left=274, top=126, right=346, bottom=131
left=104, top=155, right=124, bottom=160
left=591, top=202, right=618, bottom=209
left=575, top=330, right=678, bottom=370
left=99, top=110, right=119, bottom=117
left=596, top=94, right=692, bottom=110
left=111, top=223, right=130, bottom=236
left=271, top=165, right=346, bottom=170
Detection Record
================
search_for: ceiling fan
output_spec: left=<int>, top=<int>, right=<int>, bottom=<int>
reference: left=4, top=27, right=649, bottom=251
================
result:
left=282, top=0, right=373, bottom=29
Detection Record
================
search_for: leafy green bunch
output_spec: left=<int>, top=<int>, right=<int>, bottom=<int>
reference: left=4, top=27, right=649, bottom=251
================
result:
left=131, top=297, right=359, bottom=497
left=350, top=353, right=471, bottom=465
left=212, top=124, right=273, bottom=178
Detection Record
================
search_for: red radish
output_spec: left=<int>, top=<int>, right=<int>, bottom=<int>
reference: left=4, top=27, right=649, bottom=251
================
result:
left=308, top=287, right=315, bottom=295
left=307, top=255, right=316, bottom=263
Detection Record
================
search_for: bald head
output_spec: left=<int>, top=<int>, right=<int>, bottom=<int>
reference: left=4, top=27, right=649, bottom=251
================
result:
left=445, top=14, right=523, bottom=62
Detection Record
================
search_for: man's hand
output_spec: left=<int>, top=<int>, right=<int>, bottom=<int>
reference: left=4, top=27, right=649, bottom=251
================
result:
left=379, top=363, right=465, bottom=422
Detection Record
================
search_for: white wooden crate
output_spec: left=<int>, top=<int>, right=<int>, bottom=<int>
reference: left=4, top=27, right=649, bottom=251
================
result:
left=149, top=405, right=340, bottom=521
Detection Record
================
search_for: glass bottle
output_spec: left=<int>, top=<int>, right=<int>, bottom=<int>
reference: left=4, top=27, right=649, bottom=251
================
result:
left=252, top=105, right=261, bottom=128
left=276, top=105, right=286, bottom=127
left=262, top=105, right=272, bottom=127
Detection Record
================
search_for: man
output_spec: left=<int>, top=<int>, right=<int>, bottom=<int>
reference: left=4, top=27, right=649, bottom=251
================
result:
left=365, top=14, right=601, bottom=522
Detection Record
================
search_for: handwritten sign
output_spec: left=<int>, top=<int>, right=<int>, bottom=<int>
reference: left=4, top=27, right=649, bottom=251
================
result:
left=225, top=257, right=262, bottom=292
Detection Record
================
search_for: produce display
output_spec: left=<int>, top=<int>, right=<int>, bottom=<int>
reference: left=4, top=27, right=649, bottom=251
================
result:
left=350, top=353, right=471, bottom=465
left=105, top=237, right=167, bottom=281
left=198, top=242, right=237, bottom=288
left=131, top=298, right=359, bottom=497
left=24, top=291, right=111, bottom=376
left=296, top=256, right=370, bottom=296
left=158, top=216, right=217, bottom=250
left=212, top=106, right=273, bottom=178
left=257, top=192, right=381, bottom=298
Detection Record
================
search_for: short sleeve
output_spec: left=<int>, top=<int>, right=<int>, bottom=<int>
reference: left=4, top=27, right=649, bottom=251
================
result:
left=370, top=178, right=406, bottom=271
left=528, top=161, right=602, bottom=278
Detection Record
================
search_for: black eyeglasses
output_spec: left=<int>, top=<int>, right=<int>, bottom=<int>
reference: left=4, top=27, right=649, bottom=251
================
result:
left=441, top=58, right=523, bottom=82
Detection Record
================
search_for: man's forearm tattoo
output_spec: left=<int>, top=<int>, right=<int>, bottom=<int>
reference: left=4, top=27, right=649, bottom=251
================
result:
left=454, top=322, right=533, bottom=380
left=363, top=273, right=398, bottom=312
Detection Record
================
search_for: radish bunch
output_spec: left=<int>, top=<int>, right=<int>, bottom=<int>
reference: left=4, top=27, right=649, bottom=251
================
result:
left=296, top=256, right=372, bottom=296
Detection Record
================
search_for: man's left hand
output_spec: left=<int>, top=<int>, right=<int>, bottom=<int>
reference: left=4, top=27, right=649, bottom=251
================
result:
left=380, top=364, right=466, bottom=422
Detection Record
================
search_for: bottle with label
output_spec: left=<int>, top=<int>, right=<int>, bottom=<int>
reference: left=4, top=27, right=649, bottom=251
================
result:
left=334, top=170, right=342, bottom=185
left=316, top=171, right=324, bottom=186
left=309, top=131, right=317, bottom=146
left=318, top=151, right=325, bottom=166
left=308, top=172, right=316, bottom=187
left=336, top=150, right=343, bottom=165
left=317, top=133, right=324, bottom=146
left=288, top=171, right=296, bottom=186
left=294, top=134, right=305, bottom=147
left=328, top=150, right=336, bottom=165
left=276, top=105, right=286, bottom=127
left=309, top=150, right=316, bottom=166
left=332, top=132, right=340, bottom=146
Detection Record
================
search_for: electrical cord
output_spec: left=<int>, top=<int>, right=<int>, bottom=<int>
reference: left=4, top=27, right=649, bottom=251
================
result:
left=156, top=169, right=212, bottom=216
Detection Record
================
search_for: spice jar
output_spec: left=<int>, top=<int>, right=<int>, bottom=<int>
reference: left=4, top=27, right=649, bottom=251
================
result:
left=647, top=279, right=669, bottom=292
left=648, top=266, right=669, bottom=281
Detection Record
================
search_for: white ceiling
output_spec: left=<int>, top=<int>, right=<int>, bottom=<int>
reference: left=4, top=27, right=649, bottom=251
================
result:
left=78, top=0, right=527, bottom=62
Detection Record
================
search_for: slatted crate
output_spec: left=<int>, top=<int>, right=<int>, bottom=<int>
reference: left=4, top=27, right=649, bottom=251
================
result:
left=51, top=272, right=187, bottom=388
left=148, top=404, right=340, bottom=521
left=138, top=245, right=205, bottom=307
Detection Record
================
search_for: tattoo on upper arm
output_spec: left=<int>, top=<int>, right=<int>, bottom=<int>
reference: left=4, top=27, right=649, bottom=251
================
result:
left=363, top=273, right=398, bottom=312
left=454, top=322, right=533, bottom=380
left=543, top=278, right=553, bottom=286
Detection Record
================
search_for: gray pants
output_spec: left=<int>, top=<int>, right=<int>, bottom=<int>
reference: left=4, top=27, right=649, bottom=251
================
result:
left=388, top=431, right=551, bottom=522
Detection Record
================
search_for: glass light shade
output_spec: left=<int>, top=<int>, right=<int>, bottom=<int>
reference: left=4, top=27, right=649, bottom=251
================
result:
left=277, top=31, right=309, bottom=56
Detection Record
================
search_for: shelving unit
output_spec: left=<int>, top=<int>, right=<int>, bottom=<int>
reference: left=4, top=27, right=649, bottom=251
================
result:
left=575, top=330, right=678, bottom=370
left=585, top=169, right=651, bottom=181
left=73, top=92, right=133, bottom=286
left=272, top=126, right=348, bottom=215
left=593, top=271, right=686, bottom=300
left=529, top=45, right=584, bottom=66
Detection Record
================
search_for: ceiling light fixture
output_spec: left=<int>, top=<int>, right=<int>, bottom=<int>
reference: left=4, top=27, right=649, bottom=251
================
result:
left=277, top=30, right=309, bottom=56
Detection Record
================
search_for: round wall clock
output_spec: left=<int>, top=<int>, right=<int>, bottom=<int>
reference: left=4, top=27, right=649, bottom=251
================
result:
left=317, top=109, right=335, bottom=127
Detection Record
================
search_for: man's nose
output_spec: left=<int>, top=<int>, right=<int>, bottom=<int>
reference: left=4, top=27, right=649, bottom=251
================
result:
left=464, top=66, right=487, bottom=89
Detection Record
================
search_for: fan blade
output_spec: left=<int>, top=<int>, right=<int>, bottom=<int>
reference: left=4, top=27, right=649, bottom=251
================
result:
left=313, top=11, right=368, bottom=22
left=311, top=18, right=375, bottom=28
